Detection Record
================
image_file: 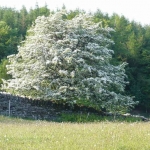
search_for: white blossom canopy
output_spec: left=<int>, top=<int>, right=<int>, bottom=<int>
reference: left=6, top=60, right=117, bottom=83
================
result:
left=2, top=10, right=137, bottom=112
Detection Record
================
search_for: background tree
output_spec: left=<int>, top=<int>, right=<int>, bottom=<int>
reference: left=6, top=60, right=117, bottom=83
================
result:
left=18, top=6, right=29, bottom=38
left=0, top=21, right=18, bottom=60
left=0, top=58, right=11, bottom=86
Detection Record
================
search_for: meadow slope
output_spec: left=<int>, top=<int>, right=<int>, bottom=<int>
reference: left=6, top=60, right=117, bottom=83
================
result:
left=0, top=116, right=150, bottom=150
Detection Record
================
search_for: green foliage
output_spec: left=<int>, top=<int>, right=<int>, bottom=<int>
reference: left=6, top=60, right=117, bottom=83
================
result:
left=0, top=59, right=11, bottom=87
left=0, top=21, right=18, bottom=60
left=66, top=9, right=84, bottom=20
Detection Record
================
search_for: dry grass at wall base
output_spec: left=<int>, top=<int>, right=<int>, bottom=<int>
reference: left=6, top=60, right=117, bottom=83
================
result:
left=0, top=115, right=150, bottom=150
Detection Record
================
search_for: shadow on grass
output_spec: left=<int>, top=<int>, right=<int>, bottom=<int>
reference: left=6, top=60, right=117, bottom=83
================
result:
left=0, top=112, right=144, bottom=124
left=57, top=112, right=143, bottom=123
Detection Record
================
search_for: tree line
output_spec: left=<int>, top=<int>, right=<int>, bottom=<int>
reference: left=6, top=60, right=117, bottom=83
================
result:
left=0, top=4, right=150, bottom=111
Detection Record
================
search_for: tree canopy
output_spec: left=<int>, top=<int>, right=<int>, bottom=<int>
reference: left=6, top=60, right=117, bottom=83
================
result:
left=2, top=11, right=136, bottom=112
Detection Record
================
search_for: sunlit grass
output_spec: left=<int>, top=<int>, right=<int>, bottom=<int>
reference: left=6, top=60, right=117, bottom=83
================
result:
left=0, top=115, right=150, bottom=150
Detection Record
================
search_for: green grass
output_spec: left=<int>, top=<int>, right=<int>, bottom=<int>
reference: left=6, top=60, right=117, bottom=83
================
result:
left=0, top=115, right=150, bottom=150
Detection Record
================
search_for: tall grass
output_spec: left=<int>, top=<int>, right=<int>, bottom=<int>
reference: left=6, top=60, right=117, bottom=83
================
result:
left=0, top=115, right=150, bottom=150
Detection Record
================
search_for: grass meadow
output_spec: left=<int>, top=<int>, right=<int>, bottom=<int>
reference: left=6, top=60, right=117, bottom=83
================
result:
left=0, top=115, right=150, bottom=150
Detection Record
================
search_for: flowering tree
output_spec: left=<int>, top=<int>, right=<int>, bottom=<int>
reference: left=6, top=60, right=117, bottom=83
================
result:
left=2, top=11, right=137, bottom=112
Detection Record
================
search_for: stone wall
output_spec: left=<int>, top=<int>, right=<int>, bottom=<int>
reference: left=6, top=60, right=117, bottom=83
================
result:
left=0, top=92, right=68, bottom=121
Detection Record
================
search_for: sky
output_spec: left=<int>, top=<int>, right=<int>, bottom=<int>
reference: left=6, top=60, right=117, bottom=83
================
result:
left=0, top=0, right=150, bottom=26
